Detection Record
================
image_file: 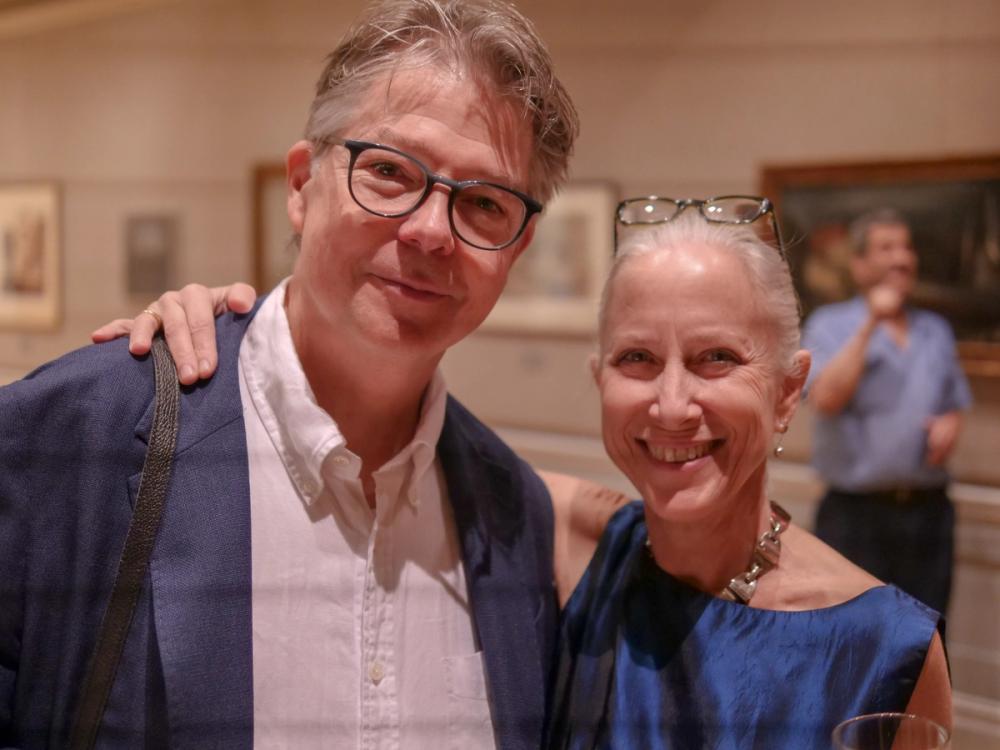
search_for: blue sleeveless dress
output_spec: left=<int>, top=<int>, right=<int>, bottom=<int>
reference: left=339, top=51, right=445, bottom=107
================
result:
left=547, top=502, right=942, bottom=749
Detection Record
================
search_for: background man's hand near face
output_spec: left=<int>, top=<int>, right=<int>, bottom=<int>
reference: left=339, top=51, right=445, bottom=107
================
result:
left=866, top=283, right=906, bottom=321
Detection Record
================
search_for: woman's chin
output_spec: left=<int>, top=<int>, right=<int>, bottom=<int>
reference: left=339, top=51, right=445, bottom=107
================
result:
left=639, top=484, right=725, bottom=525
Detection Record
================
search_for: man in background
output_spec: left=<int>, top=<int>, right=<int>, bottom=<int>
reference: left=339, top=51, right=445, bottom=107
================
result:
left=803, top=208, right=972, bottom=615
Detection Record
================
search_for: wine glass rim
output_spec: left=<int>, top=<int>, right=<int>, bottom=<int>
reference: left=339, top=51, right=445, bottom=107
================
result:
left=831, top=712, right=950, bottom=745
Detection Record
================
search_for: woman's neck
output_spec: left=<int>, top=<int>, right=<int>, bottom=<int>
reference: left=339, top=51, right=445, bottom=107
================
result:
left=644, top=486, right=773, bottom=595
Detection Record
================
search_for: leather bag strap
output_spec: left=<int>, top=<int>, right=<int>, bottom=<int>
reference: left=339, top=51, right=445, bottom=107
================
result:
left=69, top=337, right=180, bottom=749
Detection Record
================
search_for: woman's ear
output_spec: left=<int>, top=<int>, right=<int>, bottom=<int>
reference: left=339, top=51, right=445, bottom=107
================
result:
left=286, top=140, right=313, bottom=234
left=775, top=349, right=811, bottom=428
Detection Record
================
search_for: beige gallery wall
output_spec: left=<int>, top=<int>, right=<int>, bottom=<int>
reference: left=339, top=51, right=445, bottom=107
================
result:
left=1, top=0, right=998, bottom=374
left=1, top=0, right=1000, bottom=743
left=1, top=0, right=998, bottom=441
left=1, top=0, right=998, bottom=436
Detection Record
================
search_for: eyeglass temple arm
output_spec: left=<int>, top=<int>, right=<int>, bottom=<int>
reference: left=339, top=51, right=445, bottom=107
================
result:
left=769, top=209, right=787, bottom=261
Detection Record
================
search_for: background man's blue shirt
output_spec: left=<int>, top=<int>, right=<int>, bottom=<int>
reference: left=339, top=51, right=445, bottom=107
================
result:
left=802, top=296, right=972, bottom=491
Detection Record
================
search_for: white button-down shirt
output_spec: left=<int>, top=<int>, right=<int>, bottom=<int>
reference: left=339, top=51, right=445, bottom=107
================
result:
left=238, top=281, right=495, bottom=749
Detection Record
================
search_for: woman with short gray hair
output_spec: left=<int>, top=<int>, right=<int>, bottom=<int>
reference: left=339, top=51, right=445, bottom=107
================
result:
left=544, top=198, right=950, bottom=748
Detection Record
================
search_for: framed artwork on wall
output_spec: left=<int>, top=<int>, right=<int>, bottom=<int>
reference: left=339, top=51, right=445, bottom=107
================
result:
left=0, top=181, right=61, bottom=331
left=125, top=214, right=178, bottom=296
left=252, top=162, right=293, bottom=293
left=481, top=181, right=618, bottom=337
left=760, top=155, right=1000, bottom=376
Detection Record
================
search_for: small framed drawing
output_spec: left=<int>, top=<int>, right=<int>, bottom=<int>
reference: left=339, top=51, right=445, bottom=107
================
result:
left=125, top=214, right=177, bottom=295
left=0, top=181, right=61, bottom=331
left=481, top=181, right=618, bottom=336
left=252, top=163, right=294, bottom=293
left=761, top=155, right=1000, bottom=376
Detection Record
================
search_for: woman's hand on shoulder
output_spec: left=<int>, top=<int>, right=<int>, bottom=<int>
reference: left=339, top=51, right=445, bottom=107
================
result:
left=91, top=282, right=257, bottom=385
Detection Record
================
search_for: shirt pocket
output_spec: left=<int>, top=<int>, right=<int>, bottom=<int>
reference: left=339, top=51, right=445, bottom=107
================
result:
left=443, top=651, right=496, bottom=749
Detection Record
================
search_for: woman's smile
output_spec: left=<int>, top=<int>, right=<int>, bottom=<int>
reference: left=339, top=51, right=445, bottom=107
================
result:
left=641, top=438, right=723, bottom=465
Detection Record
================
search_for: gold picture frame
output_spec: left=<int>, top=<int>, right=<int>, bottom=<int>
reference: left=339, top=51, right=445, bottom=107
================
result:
left=761, top=155, right=1000, bottom=377
left=0, top=181, right=61, bottom=331
left=251, top=163, right=292, bottom=293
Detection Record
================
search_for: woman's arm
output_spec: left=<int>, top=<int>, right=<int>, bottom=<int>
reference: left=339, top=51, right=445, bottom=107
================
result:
left=905, top=631, right=952, bottom=734
left=543, top=470, right=629, bottom=608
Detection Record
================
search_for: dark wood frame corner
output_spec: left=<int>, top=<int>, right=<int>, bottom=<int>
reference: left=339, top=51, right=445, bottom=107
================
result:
left=760, top=154, right=1000, bottom=378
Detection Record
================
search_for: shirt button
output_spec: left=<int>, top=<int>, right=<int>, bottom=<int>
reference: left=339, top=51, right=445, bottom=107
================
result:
left=302, top=479, right=319, bottom=496
left=369, top=661, right=384, bottom=685
left=332, top=455, right=349, bottom=467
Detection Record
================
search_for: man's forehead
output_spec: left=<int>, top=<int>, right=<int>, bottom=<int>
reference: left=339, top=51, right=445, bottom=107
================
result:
left=349, top=70, right=534, bottom=186
left=867, top=222, right=911, bottom=244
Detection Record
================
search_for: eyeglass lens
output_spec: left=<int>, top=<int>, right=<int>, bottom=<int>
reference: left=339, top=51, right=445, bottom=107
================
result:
left=617, top=197, right=765, bottom=225
left=349, top=146, right=528, bottom=250
left=614, top=195, right=785, bottom=260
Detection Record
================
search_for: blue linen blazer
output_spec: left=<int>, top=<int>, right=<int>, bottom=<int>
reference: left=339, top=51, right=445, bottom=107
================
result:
left=0, top=306, right=556, bottom=750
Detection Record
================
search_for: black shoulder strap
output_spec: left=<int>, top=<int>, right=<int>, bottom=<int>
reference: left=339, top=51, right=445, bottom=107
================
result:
left=69, top=337, right=180, bottom=749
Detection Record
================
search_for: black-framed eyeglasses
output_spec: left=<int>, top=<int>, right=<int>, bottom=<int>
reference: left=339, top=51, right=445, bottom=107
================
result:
left=614, top=195, right=786, bottom=259
left=320, top=137, right=542, bottom=251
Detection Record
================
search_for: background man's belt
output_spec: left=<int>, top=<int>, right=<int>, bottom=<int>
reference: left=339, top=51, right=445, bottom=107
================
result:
left=832, top=486, right=947, bottom=505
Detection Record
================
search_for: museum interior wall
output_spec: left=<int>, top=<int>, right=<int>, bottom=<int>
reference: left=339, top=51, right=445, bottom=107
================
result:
left=1, top=0, right=998, bottom=745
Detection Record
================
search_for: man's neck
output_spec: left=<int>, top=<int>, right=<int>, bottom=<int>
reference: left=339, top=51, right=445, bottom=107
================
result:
left=323, top=349, right=433, bottom=470
left=289, top=327, right=441, bottom=504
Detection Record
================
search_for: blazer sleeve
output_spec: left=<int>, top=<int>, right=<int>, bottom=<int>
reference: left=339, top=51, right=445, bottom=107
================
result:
left=0, top=340, right=154, bottom=748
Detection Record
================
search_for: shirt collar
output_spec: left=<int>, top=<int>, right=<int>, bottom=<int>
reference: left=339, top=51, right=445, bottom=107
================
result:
left=239, top=280, right=447, bottom=508
left=381, top=368, right=446, bottom=509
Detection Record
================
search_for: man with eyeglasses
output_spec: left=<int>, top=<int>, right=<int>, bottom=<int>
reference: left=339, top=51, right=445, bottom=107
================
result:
left=802, top=207, right=972, bottom=617
left=0, top=1, right=577, bottom=747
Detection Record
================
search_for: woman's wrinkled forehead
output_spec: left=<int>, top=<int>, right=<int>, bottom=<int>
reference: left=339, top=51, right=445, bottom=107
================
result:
left=598, top=241, right=777, bottom=350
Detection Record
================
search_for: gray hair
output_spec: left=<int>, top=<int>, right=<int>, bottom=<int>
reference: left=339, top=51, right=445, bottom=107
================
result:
left=847, top=207, right=909, bottom=256
left=304, top=0, right=579, bottom=204
left=599, top=212, right=804, bottom=376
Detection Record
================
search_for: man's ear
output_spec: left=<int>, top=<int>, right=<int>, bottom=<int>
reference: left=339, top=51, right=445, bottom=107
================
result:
left=507, top=213, right=538, bottom=265
left=775, top=349, right=811, bottom=428
left=286, top=140, right=313, bottom=234
left=589, top=352, right=601, bottom=387
left=848, top=252, right=869, bottom=289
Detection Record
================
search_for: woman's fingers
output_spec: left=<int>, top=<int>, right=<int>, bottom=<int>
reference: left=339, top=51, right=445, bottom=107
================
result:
left=128, top=308, right=163, bottom=357
left=178, top=284, right=224, bottom=380
left=221, top=282, right=258, bottom=315
left=90, top=282, right=258, bottom=384
left=155, top=291, right=200, bottom=384
left=91, top=318, right=136, bottom=343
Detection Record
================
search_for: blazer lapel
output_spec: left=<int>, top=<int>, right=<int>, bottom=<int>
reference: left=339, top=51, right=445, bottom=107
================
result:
left=132, top=310, right=259, bottom=747
left=438, top=400, right=547, bottom=750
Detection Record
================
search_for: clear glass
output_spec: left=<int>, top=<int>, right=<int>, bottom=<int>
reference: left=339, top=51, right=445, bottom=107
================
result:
left=325, top=138, right=541, bottom=251
left=832, top=713, right=950, bottom=750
